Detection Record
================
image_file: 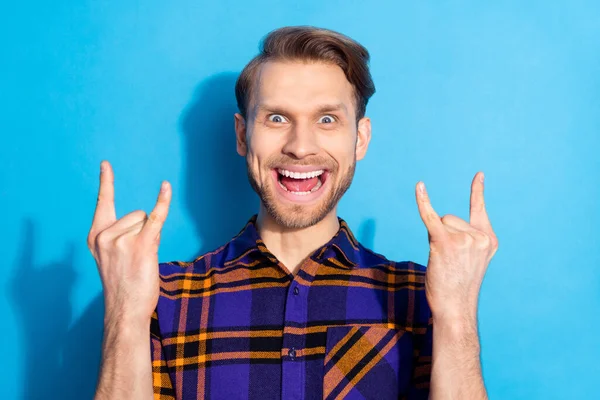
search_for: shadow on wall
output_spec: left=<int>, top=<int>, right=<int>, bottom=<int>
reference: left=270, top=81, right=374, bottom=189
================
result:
left=9, top=220, right=104, bottom=400
left=180, top=72, right=258, bottom=257
left=10, top=74, right=256, bottom=398
left=10, top=74, right=378, bottom=399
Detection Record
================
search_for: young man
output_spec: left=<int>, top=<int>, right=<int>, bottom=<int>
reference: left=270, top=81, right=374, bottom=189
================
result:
left=89, top=26, right=498, bottom=400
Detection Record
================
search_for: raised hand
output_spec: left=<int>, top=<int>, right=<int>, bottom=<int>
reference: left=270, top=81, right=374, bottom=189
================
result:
left=87, top=161, right=172, bottom=325
left=415, top=172, right=498, bottom=323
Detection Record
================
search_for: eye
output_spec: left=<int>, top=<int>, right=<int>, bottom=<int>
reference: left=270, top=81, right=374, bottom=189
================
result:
left=318, top=115, right=336, bottom=124
left=268, top=114, right=287, bottom=123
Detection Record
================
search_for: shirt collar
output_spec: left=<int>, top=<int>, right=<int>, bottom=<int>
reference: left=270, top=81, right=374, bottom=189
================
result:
left=229, top=215, right=361, bottom=269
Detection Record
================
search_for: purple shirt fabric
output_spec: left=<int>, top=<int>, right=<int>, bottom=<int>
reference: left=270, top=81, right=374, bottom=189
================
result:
left=151, top=216, right=433, bottom=399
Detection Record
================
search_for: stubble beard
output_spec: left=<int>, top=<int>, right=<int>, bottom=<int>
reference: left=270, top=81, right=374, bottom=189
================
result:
left=246, top=157, right=356, bottom=229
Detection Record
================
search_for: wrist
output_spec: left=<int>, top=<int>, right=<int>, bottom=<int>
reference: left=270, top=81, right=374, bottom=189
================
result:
left=102, top=318, right=150, bottom=353
left=433, top=313, right=478, bottom=338
left=432, top=313, right=481, bottom=357
left=104, top=309, right=151, bottom=333
left=431, top=302, right=477, bottom=326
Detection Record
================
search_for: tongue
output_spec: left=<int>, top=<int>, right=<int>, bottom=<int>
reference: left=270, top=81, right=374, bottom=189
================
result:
left=281, top=176, right=319, bottom=193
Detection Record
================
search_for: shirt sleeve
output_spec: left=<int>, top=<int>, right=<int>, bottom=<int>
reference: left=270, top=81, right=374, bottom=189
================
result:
left=150, top=310, right=176, bottom=400
left=407, top=315, right=433, bottom=399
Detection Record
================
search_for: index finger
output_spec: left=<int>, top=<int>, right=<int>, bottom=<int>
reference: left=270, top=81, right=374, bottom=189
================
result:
left=415, top=181, right=446, bottom=238
left=91, top=161, right=117, bottom=233
left=469, top=172, right=493, bottom=233
left=140, top=181, right=172, bottom=243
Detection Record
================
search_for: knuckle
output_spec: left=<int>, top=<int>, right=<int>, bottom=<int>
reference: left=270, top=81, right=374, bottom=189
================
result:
left=95, top=230, right=111, bottom=248
left=87, top=239, right=96, bottom=255
left=452, top=232, right=472, bottom=248
left=132, top=210, right=148, bottom=221
left=86, top=232, right=95, bottom=250
left=491, top=234, right=499, bottom=250
left=471, top=231, right=491, bottom=249
left=148, top=211, right=164, bottom=224
left=462, top=233, right=475, bottom=246
left=114, top=234, right=131, bottom=250
left=478, top=233, right=491, bottom=248
left=441, top=214, right=456, bottom=225
left=424, top=213, right=434, bottom=224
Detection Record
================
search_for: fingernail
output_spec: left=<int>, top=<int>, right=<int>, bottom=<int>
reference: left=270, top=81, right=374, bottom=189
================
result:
left=160, top=181, right=168, bottom=192
left=100, top=161, right=106, bottom=172
left=480, top=172, right=485, bottom=183
left=418, top=182, right=425, bottom=194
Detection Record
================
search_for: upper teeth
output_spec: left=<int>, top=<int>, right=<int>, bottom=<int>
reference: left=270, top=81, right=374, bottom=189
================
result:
left=277, top=169, right=324, bottom=179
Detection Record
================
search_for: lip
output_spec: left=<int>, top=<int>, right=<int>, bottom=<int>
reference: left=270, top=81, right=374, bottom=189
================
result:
left=271, top=168, right=330, bottom=204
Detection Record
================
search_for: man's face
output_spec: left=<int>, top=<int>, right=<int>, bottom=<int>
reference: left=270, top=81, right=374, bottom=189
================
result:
left=235, top=60, right=371, bottom=229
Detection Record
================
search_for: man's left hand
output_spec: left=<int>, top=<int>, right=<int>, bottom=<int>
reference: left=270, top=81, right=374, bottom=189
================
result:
left=415, top=172, right=499, bottom=323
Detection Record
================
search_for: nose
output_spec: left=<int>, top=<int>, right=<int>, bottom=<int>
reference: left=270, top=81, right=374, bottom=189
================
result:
left=281, top=124, right=320, bottom=159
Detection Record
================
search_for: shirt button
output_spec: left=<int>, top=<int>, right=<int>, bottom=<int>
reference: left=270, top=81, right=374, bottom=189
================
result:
left=293, top=287, right=299, bottom=295
left=289, top=347, right=296, bottom=360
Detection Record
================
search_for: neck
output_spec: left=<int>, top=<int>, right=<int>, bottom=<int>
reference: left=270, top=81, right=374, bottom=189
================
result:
left=256, top=206, right=340, bottom=275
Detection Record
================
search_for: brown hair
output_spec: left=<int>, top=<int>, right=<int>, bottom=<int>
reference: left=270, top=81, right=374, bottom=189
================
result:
left=235, top=26, right=376, bottom=122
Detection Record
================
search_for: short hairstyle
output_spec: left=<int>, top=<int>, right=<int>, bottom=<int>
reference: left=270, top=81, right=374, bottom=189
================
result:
left=235, top=26, right=376, bottom=122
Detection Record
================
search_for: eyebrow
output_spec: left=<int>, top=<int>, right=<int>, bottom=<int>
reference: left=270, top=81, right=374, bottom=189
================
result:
left=256, top=102, right=348, bottom=115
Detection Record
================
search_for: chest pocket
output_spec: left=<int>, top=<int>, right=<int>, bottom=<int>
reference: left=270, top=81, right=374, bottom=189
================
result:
left=323, top=325, right=413, bottom=400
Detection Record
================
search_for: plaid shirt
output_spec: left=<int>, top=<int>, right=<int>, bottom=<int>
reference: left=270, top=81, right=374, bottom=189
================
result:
left=151, top=216, right=433, bottom=399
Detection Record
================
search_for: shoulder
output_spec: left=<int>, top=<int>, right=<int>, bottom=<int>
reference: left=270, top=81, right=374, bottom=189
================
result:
left=154, top=241, right=237, bottom=324
left=156, top=240, right=240, bottom=306
left=358, top=245, right=428, bottom=304
left=357, top=245, right=431, bottom=328
left=357, top=243, right=427, bottom=274
left=158, top=233, right=255, bottom=276
left=158, top=218, right=259, bottom=278
left=158, top=251, right=215, bottom=278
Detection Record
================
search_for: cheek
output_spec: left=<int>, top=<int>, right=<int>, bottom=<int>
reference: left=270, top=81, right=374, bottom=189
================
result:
left=247, top=132, right=279, bottom=178
left=249, top=133, right=272, bottom=155
left=320, top=134, right=357, bottom=168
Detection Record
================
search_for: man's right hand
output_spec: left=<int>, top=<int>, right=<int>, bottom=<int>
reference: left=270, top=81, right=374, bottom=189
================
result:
left=87, top=160, right=172, bottom=326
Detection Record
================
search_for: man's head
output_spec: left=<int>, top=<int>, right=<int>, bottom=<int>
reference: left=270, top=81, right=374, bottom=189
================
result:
left=234, top=26, right=375, bottom=229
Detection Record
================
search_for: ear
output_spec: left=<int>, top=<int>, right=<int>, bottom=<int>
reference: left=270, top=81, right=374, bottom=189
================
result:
left=234, top=113, right=248, bottom=156
left=355, top=117, right=372, bottom=161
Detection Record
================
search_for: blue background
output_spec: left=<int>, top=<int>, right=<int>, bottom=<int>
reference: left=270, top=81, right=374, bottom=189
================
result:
left=2, top=1, right=599, bottom=398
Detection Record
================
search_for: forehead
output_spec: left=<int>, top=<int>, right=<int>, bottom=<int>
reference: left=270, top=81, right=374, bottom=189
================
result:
left=251, top=60, right=356, bottom=116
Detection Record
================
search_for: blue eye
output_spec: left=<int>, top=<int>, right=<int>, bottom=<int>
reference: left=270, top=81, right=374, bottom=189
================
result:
left=319, top=115, right=335, bottom=124
left=268, top=114, right=286, bottom=123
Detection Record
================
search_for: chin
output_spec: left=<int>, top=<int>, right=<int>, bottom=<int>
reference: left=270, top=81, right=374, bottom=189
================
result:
left=266, top=201, right=333, bottom=229
left=259, top=176, right=335, bottom=229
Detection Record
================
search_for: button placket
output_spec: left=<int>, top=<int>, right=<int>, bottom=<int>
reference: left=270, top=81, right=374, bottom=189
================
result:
left=281, top=278, right=307, bottom=399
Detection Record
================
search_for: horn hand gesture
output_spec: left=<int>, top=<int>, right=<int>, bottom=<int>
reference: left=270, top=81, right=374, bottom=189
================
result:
left=416, top=172, right=498, bottom=322
left=87, top=161, right=172, bottom=325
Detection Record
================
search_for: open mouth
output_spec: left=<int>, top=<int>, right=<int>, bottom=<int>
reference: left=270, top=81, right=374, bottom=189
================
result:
left=275, top=168, right=329, bottom=196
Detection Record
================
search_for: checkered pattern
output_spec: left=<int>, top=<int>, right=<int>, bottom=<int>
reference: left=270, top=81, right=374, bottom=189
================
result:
left=151, top=216, right=432, bottom=399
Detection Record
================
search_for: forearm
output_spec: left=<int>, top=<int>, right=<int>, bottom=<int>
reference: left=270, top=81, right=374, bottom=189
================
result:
left=94, top=318, right=152, bottom=400
left=429, top=316, right=487, bottom=400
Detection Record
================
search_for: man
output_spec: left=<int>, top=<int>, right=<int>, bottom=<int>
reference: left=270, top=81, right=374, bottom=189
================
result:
left=88, top=26, right=498, bottom=399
